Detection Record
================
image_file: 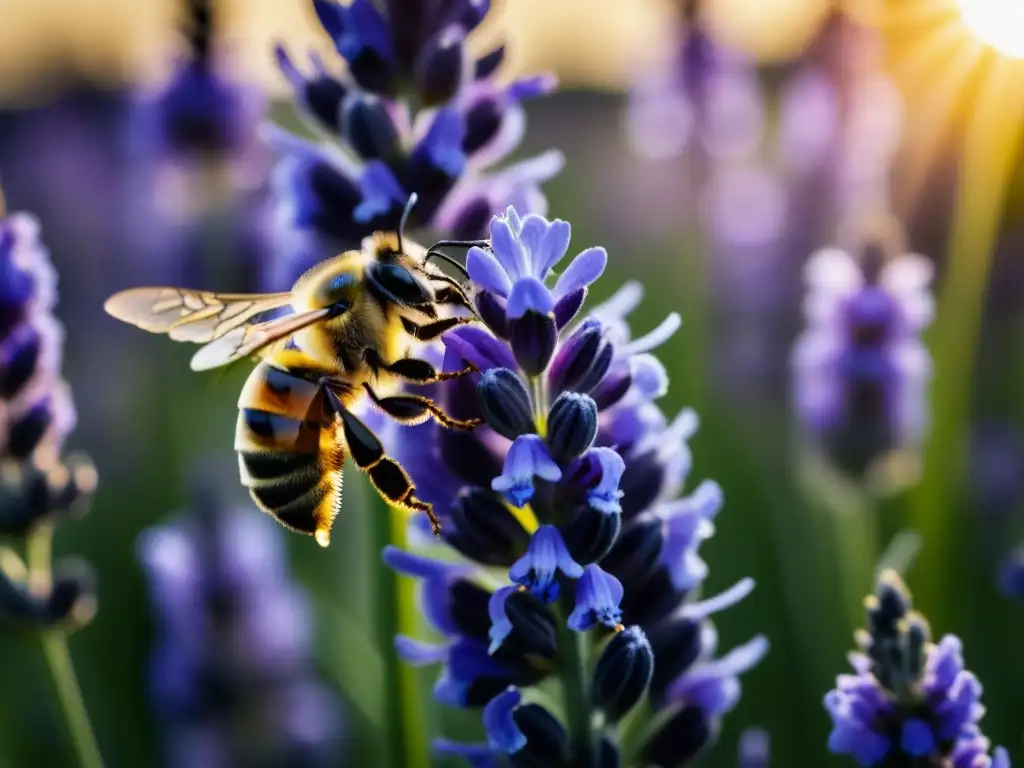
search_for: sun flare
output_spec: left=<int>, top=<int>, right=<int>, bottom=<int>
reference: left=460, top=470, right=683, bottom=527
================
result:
left=953, top=0, right=1024, bottom=57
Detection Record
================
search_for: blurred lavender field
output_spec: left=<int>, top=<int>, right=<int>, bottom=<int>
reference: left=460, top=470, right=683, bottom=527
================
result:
left=2, top=1, right=1024, bottom=767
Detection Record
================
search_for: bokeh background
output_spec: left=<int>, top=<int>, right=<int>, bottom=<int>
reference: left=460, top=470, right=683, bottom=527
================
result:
left=2, top=0, right=1024, bottom=766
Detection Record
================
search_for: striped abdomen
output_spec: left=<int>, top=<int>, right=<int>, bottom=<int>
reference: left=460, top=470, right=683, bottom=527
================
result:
left=234, top=361, right=346, bottom=547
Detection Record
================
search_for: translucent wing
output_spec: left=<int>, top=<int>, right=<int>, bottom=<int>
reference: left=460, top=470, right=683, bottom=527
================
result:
left=190, top=307, right=334, bottom=371
left=104, top=287, right=293, bottom=343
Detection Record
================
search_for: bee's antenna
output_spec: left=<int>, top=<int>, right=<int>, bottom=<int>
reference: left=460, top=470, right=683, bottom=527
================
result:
left=398, top=193, right=418, bottom=255
left=423, top=239, right=490, bottom=281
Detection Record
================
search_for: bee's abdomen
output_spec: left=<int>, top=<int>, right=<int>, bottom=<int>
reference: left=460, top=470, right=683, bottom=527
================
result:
left=234, top=363, right=345, bottom=547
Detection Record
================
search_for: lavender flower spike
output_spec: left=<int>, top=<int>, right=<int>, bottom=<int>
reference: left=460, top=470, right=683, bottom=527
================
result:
left=138, top=476, right=343, bottom=767
left=825, top=570, right=1010, bottom=767
left=267, top=0, right=562, bottom=287
left=0, top=187, right=103, bottom=767
left=793, top=218, right=933, bottom=478
left=377, top=207, right=764, bottom=765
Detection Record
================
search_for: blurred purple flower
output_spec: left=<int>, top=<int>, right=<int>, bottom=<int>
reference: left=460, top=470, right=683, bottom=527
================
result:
left=825, top=571, right=1009, bottom=767
left=267, top=0, right=562, bottom=288
left=138, top=481, right=343, bottom=767
left=0, top=190, right=98, bottom=630
left=792, top=227, right=933, bottom=477
left=998, top=545, right=1024, bottom=604
left=738, top=727, right=770, bottom=767
left=624, top=8, right=763, bottom=162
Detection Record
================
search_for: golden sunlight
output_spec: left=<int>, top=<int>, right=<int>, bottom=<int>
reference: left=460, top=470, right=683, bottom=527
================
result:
left=954, top=0, right=1024, bottom=57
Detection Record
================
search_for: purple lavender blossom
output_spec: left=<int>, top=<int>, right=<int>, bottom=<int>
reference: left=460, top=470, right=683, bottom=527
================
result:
left=377, top=207, right=765, bottom=765
left=792, top=227, right=934, bottom=477
left=266, top=0, right=562, bottom=288
left=138, top=482, right=343, bottom=768
left=0, top=191, right=97, bottom=629
left=737, top=727, right=770, bottom=767
left=825, top=570, right=1010, bottom=767
left=624, top=5, right=763, bottom=162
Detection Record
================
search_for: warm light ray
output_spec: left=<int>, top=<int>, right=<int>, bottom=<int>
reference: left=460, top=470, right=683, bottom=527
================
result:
left=953, top=0, right=1024, bottom=57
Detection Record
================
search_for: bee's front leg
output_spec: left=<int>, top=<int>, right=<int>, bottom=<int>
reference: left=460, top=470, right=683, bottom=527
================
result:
left=400, top=315, right=474, bottom=342
left=364, top=348, right=476, bottom=384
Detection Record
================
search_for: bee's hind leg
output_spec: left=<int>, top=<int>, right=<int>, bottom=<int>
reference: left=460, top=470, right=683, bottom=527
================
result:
left=325, top=388, right=443, bottom=537
left=362, top=383, right=482, bottom=430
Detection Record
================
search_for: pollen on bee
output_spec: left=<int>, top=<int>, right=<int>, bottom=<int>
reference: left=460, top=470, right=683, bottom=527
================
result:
left=314, top=529, right=331, bottom=548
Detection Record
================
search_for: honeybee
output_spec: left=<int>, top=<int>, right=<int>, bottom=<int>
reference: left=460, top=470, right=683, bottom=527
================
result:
left=104, top=198, right=485, bottom=546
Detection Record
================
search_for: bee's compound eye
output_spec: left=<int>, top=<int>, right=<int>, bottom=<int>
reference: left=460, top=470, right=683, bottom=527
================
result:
left=367, top=262, right=432, bottom=307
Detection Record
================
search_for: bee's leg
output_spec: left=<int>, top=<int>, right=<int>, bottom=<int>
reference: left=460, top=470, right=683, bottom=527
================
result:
left=429, top=275, right=475, bottom=312
left=400, top=315, right=474, bottom=342
left=325, top=388, right=442, bottom=537
left=362, top=383, right=482, bottom=430
left=365, top=348, right=476, bottom=384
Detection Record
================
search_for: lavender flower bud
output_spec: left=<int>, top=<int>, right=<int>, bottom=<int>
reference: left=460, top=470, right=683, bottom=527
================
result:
left=477, top=368, right=535, bottom=439
left=549, top=319, right=603, bottom=394
left=547, top=392, right=598, bottom=461
left=0, top=455, right=97, bottom=536
left=45, top=558, right=97, bottom=631
left=342, top=94, right=400, bottom=159
left=415, top=25, right=466, bottom=107
left=643, top=705, right=717, bottom=768
left=592, top=625, right=654, bottom=722
left=509, top=311, right=557, bottom=377
left=559, top=502, right=621, bottom=565
left=445, top=487, right=531, bottom=566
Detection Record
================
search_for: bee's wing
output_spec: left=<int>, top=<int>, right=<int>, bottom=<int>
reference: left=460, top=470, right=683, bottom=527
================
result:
left=104, top=287, right=294, bottom=344
left=189, top=307, right=334, bottom=372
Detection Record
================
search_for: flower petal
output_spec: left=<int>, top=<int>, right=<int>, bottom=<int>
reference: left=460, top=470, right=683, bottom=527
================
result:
left=395, top=636, right=449, bottom=665
left=467, top=246, right=513, bottom=296
left=483, top=688, right=527, bottom=753
left=487, top=586, right=517, bottom=655
left=567, top=564, right=624, bottom=631
left=443, top=325, right=518, bottom=372
left=507, top=276, right=555, bottom=319
left=553, top=247, right=608, bottom=300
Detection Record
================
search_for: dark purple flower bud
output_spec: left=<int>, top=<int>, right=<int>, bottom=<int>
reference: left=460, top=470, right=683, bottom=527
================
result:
left=591, top=370, right=632, bottom=410
left=474, top=46, right=505, bottom=80
left=477, top=367, right=535, bottom=440
left=509, top=311, right=557, bottom=377
left=547, top=392, right=598, bottom=461
left=0, top=324, right=41, bottom=399
left=592, top=625, right=654, bottom=722
left=45, top=558, right=97, bottom=631
left=415, top=25, right=466, bottom=107
left=553, top=288, right=587, bottom=329
left=645, top=617, right=703, bottom=705
left=559, top=501, right=621, bottom=564
left=334, top=0, right=398, bottom=96
left=482, top=688, right=569, bottom=762
left=598, top=737, right=622, bottom=768
left=445, top=487, right=531, bottom=566
left=549, top=319, right=604, bottom=394
left=463, top=96, right=503, bottom=155
left=342, top=94, right=399, bottom=159
left=601, top=516, right=664, bottom=586
left=643, top=704, right=717, bottom=768
left=475, top=290, right=510, bottom=338
left=486, top=586, right=560, bottom=659
left=0, top=454, right=97, bottom=536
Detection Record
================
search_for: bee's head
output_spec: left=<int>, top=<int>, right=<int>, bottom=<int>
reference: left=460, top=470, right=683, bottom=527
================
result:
left=365, top=244, right=438, bottom=317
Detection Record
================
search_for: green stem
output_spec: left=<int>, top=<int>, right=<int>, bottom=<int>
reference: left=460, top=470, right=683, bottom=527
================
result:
left=556, top=598, right=595, bottom=764
left=371, top=505, right=428, bottom=768
left=908, top=67, right=1024, bottom=622
left=26, top=528, right=105, bottom=768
